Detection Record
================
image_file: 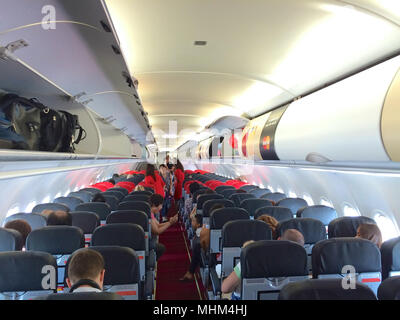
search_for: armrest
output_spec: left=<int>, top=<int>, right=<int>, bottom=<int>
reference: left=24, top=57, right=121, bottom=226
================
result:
left=210, top=266, right=221, bottom=297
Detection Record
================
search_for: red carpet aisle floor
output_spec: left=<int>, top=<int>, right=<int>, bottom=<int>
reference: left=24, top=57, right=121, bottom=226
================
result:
left=155, top=222, right=208, bottom=300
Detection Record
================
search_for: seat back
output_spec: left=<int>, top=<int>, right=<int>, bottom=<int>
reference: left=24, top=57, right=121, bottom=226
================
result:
left=381, top=237, right=400, bottom=279
left=106, top=210, right=150, bottom=253
left=297, top=205, right=337, bottom=226
left=202, top=199, right=235, bottom=227
left=0, top=251, right=57, bottom=300
left=221, top=220, right=272, bottom=277
left=75, top=203, right=111, bottom=224
left=209, top=208, right=250, bottom=254
left=64, top=246, right=140, bottom=300
left=276, top=198, right=308, bottom=216
left=312, top=238, right=382, bottom=295
left=32, top=203, right=70, bottom=214
left=91, top=224, right=146, bottom=282
left=54, top=197, right=83, bottom=211
left=249, top=188, right=271, bottom=198
left=123, top=195, right=150, bottom=203
left=241, top=240, right=308, bottom=300
left=240, top=199, right=273, bottom=217
left=117, top=201, right=151, bottom=218
left=68, top=191, right=92, bottom=203
left=0, top=228, right=23, bottom=251
left=229, top=193, right=256, bottom=207
left=110, top=187, right=129, bottom=196
left=377, top=276, right=400, bottom=300
left=130, top=191, right=153, bottom=197
left=278, top=278, right=377, bottom=300
left=261, top=192, right=286, bottom=203
left=70, top=211, right=100, bottom=245
left=196, top=194, right=223, bottom=214
left=26, top=226, right=85, bottom=288
left=221, top=189, right=237, bottom=199
left=102, top=190, right=125, bottom=201
left=254, top=206, right=293, bottom=222
left=3, top=213, right=47, bottom=230
left=79, top=188, right=101, bottom=196
left=239, top=185, right=259, bottom=192
left=328, top=216, right=377, bottom=238
left=277, top=218, right=327, bottom=271
left=102, top=194, right=119, bottom=211
left=215, top=185, right=235, bottom=195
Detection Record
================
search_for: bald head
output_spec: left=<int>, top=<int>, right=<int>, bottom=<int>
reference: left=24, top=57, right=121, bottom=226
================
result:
left=280, top=229, right=305, bottom=246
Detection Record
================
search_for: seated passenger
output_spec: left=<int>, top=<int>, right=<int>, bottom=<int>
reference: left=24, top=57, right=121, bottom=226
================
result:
left=46, top=210, right=72, bottom=226
left=66, top=248, right=105, bottom=293
left=180, top=214, right=204, bottom=281
left=4, top=219, right=32, bottom=250
left=257, top=215, right=279, bottom=239
left=149, top=194, right=178, bottom=260
left=92, top=193, right=106, bottom=203
left=184, top=182, right=200, bottom=217
left=356, top=223, right=382, bottom=248
left=221, top=240, right=255, bottom=299
left=198, top=203, right=226, bottom=251
left=221, top=229, right=305, bottom=299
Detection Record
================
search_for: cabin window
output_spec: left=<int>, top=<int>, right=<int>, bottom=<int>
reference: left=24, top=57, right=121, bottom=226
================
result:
left=343, top=203, right=360, bottom=217
left=303, top=194, right=314, bottom=205
left=288, top=191, right=298, bottom=198
left=268, top=186, right=275, bottom=192
left=320, top=197, right=334, bottom=208
left=277, top=187, right=284, bottom=194
left=6, top=205, right=20, bottom=217
left=25, top=201, right=37, bottom=213
left=42, top=196, right=51, bottom=204
left=374, top=212, right=399, bottom=242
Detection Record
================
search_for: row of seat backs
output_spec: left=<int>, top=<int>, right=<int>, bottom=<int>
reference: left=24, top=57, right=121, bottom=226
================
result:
left=0, top=246, right=140, bottom=300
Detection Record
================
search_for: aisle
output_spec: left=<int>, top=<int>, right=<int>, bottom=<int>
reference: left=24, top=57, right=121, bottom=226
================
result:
left=155, top=222, right=207, bottom=300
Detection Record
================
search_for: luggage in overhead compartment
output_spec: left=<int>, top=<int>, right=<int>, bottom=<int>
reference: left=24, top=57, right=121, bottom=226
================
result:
left=0, top=94, right=86, bottom=152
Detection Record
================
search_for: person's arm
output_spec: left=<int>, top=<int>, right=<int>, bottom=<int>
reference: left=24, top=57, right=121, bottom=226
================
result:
left=199, top=228, right=210, bottom=251
left=151, top=215, right=178, bottom=235
left=221, top=268, right=241, bottom=294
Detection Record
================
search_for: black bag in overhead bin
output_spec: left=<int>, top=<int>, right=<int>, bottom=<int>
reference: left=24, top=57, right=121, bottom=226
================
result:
left=0, top=94, right=85, bottom=152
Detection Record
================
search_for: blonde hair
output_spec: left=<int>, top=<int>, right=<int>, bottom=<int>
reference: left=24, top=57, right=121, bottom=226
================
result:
left=243, top=240, right=255, bottom=248
left=134, top=185, right=145, bottom=192
left=256, top=214, right=279, bottom=239
left=356, top=224, right=382, bottom=248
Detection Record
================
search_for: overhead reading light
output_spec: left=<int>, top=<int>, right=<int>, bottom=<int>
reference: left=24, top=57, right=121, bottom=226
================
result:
left=194, top=41, right=207, bottom=46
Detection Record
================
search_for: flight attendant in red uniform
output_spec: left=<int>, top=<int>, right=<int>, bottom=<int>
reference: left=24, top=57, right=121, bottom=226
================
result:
left=144, top=164, right=165, bottom=197
left=173, top=160, right=185, bottom=214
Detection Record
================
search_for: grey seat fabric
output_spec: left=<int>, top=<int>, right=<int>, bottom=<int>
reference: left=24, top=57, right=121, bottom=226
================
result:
left=102, top=190, right=125, bottom=201
left=221, top=189, right=237, bottom=199
left=36, top=292, right=124, bottom=300
left=215, top=186, right=236, bottom=195
left=276, top=198, right=308, bottom=216
left=328, top=216, right=377, bottom=238
left=239, top=185, right=259, bottom=192
left=123, top=195, right=150, bottom=203
left=197, top=194, right=224, bottom=211
left=130, top=191, right=153, bottom=197
left=254, top=206, right=293, bottom=222
left=279, top=279, right=377, bottom=300
left=102, top=195, right=119, bottom=211
left=79, top=188, right=101, bottom=196
left=229, top=193, right=256, bottom=207
left=380, top=237, right=400, bottom=280
left=249, top=188, right=271, bottom=198
left=54, top=197, right=83, bottom=211
left=106, top=210, right=148, bottom=232
left=117, top=201, right=151, bottom=218
left=297, top=205, right=337, bottom=225
left=3, top=213, right=47, bottom=230
left=377, top=276, right=400, bottom=300
left=222, top=220, right=273, bottom=248
left=68, top=191, right=92, bottom=203
left=203, top=199, right=235, bottom=218
left=240, top=199, right=273, bottom=217
left=261, top=192, right=286, bottom=203
left=70, top=211, right=100, bottom=234
left=75, top=203, right=111, bottom=221
left=32, top=203, right=70, bottom=214
left=26, top=226, right=85, bottom=254
left=0, top=251, right=57, bottom=299
left=210, top=208, right=250, bottom=230
left=277, top=218, right=326, bottom=245
left=0, top=228, right=23, bottom=251
left=110, top=187, right=129, bottom=197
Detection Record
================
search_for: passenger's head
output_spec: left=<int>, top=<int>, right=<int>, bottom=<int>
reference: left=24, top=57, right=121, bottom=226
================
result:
left=191, top=214, right=203, bottom=230
left=66, top=248, right=105, bottom=289
left=146, top=164, right=156, bottom=179
left=242, top=240, right=255, bottom=248
left=149, top=194, right=164, bottom=213
left=108, top=179, right=116, bottom=185
left=4, top=219, right=32, bottom=247
left=46, top=211, right=72, bottom=226
left=134, top=185, right=145, bottom=192
left=176, top=159, right=184, bottom=171
left=92, top=193, right=106, bottom=203
left=279, top=229, right=305, bottom=246
left=189, top=182, right=201, bottom=195
left=356, top=223, right=382, bottom=248
left=256, top=215, right=279, bottom=239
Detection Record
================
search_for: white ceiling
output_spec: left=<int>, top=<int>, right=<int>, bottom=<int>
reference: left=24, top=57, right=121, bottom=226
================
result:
left=104, top=0, right=400, bottom=151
